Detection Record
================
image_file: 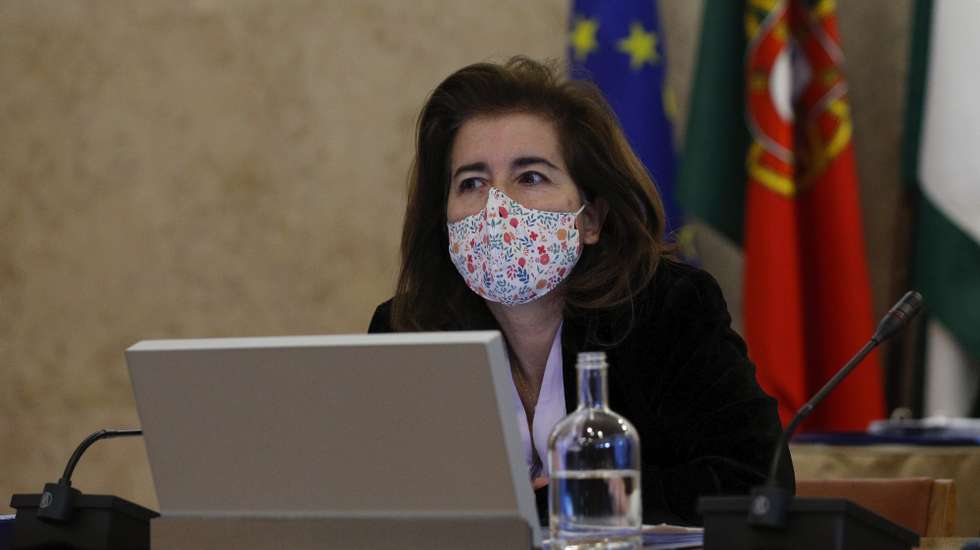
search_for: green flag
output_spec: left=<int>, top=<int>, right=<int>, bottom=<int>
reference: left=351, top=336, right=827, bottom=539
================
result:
left=677, top=0, right=748, bottom=245
left=904, top=0, right=980, bottom=415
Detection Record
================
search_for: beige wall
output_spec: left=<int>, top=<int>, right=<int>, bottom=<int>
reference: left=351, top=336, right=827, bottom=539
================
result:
left=0, top=1, right=911, bottom=513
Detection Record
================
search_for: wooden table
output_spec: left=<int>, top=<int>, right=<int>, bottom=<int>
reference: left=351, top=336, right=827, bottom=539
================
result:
left=791, top=443, right=980, bottom=537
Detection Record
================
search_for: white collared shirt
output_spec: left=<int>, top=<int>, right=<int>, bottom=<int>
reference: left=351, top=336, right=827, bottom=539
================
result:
left=509, top=323, right=566, bottom=479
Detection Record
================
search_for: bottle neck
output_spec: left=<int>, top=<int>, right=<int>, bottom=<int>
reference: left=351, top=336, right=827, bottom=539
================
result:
left=577, top=366, right=608, bottom=409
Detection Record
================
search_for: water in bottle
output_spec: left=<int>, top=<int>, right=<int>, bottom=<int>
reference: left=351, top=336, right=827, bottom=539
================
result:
left=548, top=352, right=641, bottom=549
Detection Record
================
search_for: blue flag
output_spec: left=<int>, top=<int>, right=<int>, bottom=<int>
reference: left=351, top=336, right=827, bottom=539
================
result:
left=568, top=0, right=682, bottom=237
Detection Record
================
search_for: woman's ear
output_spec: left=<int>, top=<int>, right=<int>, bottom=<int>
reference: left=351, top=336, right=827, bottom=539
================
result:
left=578, top=197, right=608, bottom=245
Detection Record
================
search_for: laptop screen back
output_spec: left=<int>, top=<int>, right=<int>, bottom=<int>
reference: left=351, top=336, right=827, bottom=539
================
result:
left=125, top=331, right=537, bottom=533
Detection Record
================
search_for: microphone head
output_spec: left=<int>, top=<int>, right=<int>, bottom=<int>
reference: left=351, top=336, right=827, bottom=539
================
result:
left=873, top=291, right=924, bottom=343
left=892, top=290, right=924, bottom=318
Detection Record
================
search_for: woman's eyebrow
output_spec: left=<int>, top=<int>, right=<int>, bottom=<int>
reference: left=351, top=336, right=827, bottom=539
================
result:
left=452, top=162, right=488, bottom=179
left=512, top=156, right=560, bottom=171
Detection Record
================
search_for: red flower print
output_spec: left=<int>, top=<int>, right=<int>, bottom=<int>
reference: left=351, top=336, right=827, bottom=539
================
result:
left=558, top=267, right=566, bottom=277
left=540, top=254, right=550, bottom=265
left=467, top=263, right=475, bottom=273
left=499, top=206, right=509, bottom=218
left=509, top=218, right=519, bottom=228
left=504, top=233, right=512, bottom=244
left=537, top=245, right=546, bottom=254
left=529, top=231, right=538, bottom=241
left=518, top=257, right=526, bottom=268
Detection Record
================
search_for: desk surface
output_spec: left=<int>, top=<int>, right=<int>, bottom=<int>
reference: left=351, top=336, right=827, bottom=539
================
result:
left=917, top=538, right=975, bottom=550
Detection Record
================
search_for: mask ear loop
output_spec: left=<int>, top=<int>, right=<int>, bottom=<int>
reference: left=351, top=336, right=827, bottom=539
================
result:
left=572, top=201, right=591, bottom=240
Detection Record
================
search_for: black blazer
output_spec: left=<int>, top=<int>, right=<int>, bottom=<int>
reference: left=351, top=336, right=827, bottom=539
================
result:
left=369, top=259, right=794, bottom=525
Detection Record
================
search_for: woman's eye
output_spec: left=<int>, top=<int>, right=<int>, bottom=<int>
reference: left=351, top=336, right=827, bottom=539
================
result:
left=458, top=177, right=484, bottom=191
left=517, top=171, right=548, bottom=185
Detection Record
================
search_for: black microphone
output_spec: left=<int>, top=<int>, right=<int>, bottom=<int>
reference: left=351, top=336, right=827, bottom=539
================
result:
left=747, top=291, right=923, bottom=528
left=10, top=427, right=158, bottom=550
left=35, top=428, right=143, bottom=523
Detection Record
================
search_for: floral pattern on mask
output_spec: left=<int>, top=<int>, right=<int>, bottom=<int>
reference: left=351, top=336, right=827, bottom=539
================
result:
left=447, top=187, right=585, bottom=306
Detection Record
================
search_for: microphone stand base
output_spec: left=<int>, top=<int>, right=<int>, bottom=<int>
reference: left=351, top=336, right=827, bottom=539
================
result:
left=698, top=495, right=919, bottom=550
left=9, top=493, right=158, bottom=550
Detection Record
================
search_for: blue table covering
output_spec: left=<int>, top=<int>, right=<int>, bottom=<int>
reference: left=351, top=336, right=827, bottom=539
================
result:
left=793, top=431, right=980, bottom=446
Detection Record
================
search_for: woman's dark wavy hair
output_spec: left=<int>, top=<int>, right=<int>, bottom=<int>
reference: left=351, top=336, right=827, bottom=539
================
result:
left=391, top=56, right=670, bottom=334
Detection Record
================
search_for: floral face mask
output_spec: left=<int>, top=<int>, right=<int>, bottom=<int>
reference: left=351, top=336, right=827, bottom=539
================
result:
left=447, top=187, right=587, bottom=306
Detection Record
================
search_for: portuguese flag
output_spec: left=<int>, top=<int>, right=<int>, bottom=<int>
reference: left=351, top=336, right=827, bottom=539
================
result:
left=905, top=0, right=980, bottom=416
left=679, top=0, right=885, bottom=431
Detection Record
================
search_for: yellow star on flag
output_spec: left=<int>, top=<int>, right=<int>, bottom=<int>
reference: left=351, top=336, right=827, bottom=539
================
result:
left=617, top=21, right=659, bottom=70
left=570, top=16, right=600, bottom=61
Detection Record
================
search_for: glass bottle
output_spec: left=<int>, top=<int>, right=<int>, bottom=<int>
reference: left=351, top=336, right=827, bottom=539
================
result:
left=548, top=352, right=641, bottom=549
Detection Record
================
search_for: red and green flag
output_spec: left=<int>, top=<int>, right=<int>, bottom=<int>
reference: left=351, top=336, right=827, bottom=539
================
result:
left=679, top=0, right=885, bottom=431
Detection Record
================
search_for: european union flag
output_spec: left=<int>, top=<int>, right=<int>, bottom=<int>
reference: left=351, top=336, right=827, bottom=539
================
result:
left=568, top=0, right=682, bottom=237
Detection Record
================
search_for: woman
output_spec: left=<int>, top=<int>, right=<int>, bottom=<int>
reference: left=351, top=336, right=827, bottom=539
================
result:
left=369, top=57, right=793, bottom=525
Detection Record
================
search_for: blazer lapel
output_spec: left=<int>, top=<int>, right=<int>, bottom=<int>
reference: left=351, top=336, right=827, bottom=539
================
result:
left=560, top=316, right=587, bottom=414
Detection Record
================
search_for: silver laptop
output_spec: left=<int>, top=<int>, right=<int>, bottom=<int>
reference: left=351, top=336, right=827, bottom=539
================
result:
left=126, top=332, right=541, bottom=549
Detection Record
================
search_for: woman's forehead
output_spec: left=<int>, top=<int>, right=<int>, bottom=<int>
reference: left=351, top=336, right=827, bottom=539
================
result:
left=450, top=112, right=565, bottom=169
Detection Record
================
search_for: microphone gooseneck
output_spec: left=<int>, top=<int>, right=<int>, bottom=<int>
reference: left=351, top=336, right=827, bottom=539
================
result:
left=748, top=291, right=924, bottom=528
left=764, top=291, right=923, bottom=485
left=59, top=429, right=143, bottom=486
left=765, top=342, right=875, bottom=483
